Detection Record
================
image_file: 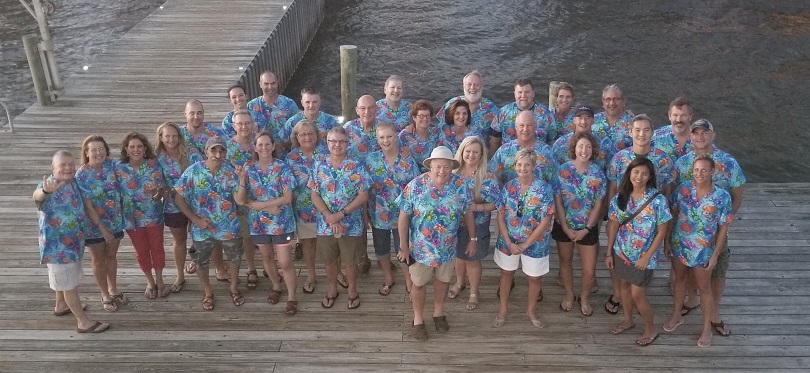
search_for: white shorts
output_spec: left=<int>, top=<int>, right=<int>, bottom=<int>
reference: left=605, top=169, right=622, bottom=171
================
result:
left=47, top=261, right=82, bottom=291
left=493, top=250, right=549, bottom=278
left=297, top=222, right=317, bottom=240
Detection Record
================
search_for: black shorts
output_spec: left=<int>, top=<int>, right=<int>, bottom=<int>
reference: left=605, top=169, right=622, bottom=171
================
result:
left=85, top=230, right=124, bottom=246
left=251, top=232, right=295, bottom=245
left=551, top=221, right=599, bottom=246
left=164, top=212, right=189, bottom=229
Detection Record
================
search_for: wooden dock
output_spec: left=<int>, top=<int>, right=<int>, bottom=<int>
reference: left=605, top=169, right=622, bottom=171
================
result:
left=1, top=0, right=810, bottom=371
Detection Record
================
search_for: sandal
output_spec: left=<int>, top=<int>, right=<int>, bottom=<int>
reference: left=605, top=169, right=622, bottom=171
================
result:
left=54, top=303, right=86, bottom=316
left=636, top=333, right=660, bottom=347
left=347, top=294, right=361, bottom=310
left=76, top=321, right=110, bottom=334
left=559, top=297, right=574, bottom=312
left=170, top=280, right=185, bottom=293
left=111, top=293, right=129, bottom=305
left=285, top=300, right=298, bottom=315
left=492, top=316, right=506, bottom=328
left=681, top=303, right=699, bottom=316
left=101, top=299, right=118, bottom=312
left=302, top=280, right=316, bottom=294
left=526, top=313, right=544, bottom=329
left=466, top=294, right=478, bottom=310
left=321, top=293, right=339, bottom=309
left=231, top=291, right=245, bottom=307
left=711, top=320, right=731, bottom=337
left=378, top=281, right=395, bottom=296
left=266, top=289, right=282, bottom=304
left=246, top=270, right=259, bottom=290
left=157, top=284, right=171, bottom=298
left=185, top=261, right=197, bottom=274
left=144, top=286, right=158, bottom=299
left=610, top=322, right=635, bottom=335
left=604, top=295, right=620, bottom=314
left=447, top=283, right=465, bottom=299
left=577, top=297, right=593, bottom=316
left=537, top=289, right=544, bottom=302
left=202, top=295, right=215, bottom=311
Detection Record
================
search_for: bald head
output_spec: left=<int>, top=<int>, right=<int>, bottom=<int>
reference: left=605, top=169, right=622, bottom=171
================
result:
left=515, top=110, right=537, bottom=143
left=184, top=100, right=204, bottom=128
left=260, top=71, right=279, bottom=98
left=356, top=95, right=377, bottom=125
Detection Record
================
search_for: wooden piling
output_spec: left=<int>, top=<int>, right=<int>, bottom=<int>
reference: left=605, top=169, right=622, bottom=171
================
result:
left=340, top=45, right=358, bottom=121
left=22, top=34, right=52, bottom=106
left=548, top=81, right=563, bottom=109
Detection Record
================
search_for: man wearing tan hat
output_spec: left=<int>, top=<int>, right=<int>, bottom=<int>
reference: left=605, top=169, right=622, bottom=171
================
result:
left=397, top=146, right=477, bottom=340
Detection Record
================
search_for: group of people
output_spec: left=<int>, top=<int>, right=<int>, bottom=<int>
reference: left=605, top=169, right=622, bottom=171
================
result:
left=35, top=70, right=745, bottom=348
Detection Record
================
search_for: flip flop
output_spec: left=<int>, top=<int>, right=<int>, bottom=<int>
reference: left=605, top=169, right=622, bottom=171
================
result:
left=185, top=261, right=197, bottom=274
left=54, top=303, right=86, bottom=316
left=170, top=280, right=185, bottom=293
left=604, top=296, right=620, bottom=315
left=711, top=320, right=731, bottom=337
left=378, top=282, right=395, bottom=296
left=577, top=297, right=593, bottom=316
left=157, top=284, right=172, bottom=298
left=76, top=321, right=110, bottom=334
left=697, top=336, right=712, bottom=348
left=663, top=318, right=684, bottom=333
left=347, top=294, right=361, bottom=310
left=101, top=299, right=117, bottom=312
left=681, top=304, right=699, bottom=316
left=526, top=313, right=544, bottom=328
left=492, top=316, right=506, bottom=328
left=111, top=293, right=129, bottom=305
left=144, top=286, right=158, bottom=299
left=302, top=280, right=316, bottom=294
left=337, top=274, right=349, bottom=289
left=560, top=297, right=574, bottom=312
left=636, top=333, right=660, bottom=346
left=321, top=293, right=339, bottom=309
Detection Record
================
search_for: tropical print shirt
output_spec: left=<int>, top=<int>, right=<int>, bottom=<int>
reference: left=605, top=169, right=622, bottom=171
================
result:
left=36, top=178, right=86, bottom=264
left=399, top=127, right=441, bottom=172
left=438, top=125, right=485, bottom=155
left=550, top=132, right=610, bottom=171
left=376, top=99, right=412, bottom=132
left=397, top=173, right=471, bottom=266
left=592, top=111, right=634, bottom=160
left=459, top=172, right=501, bottom=226
left=248, top=95, right=300, bottom=142
left=75, top=160, right=124, bottom=238
left=115, top=159, right=165, bottom=230
left=671, top=181, right=734, bottom=267
left=243, top=160, right=297, bottom=235
left=488, top=140, right=555, bottom=185
left=174, top=161, right=241, bottom=241
left=652, top=125, right=692, bottom=161
left=673, top=147, right=746, bottom=192
left=365, top=151, right=421, bottom=230
left=220, top=109, right=269, bottom=139
left=226, top=137, right=255, bottom=167
left=283, top=111, right=339, bottom=143
left=548, top=107, right=576, bottom=142
left=491, top=102, right=553, bottom=143
left=157, top=151, right=203, bottom=214
left=608, top=147, right=676, bottom=190
left=286, top=147, right=327, bottom=224
left=343, top=119, right=381, bottom=160
left=552, top=161, right=607, bottom=230
left=180, top=123, right=223, bottom=157
left=307, top=157, right=371, bottom=236
left=437, top=96, right=499, bottom=137
left=608, top=189, right=672, bottom=269
left=495, top=178, right=555, bottom=258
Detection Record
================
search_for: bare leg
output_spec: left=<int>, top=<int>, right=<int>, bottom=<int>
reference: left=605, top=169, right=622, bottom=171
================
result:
left=275, top=243, right=297, bottom=301
left=227, top=261, right=240, bottom=295
left=197, top=265, right=213, bottom=298
left=243, top=235, right=257, bottom=275
left=169, top=226, right=188, bottom=286
left=496, top=269, right=515, bottom=320
left=212, top=243, right=226, bottom=278
left=694, top=267, right=714, bottom=346
left=526, top=275, right=542, bottom=324
left=87, top=245, right=111, bottom=301
left=258, top=244, right=282, bottom=292
left=105, top=239, right=122, bottom=296
left=578, top=244, right=598, bottom=312
left=467, top=260, right=482, bottom=302
left=452, top=257, right=466, bottom=291
left=379, top=256, right=394, bottom=287
left=433, top=279, right=449, bottom=317
left=557, top=241, right=575, bottom=308
left=302, top=238, right=317, bottom=286
left=664, top=260, right=688, bottom=331
left=324, top=259, right=339, bottom=298
left=411, top=283, right=427, bottom=325
left=63, top=288, right=97, bottom=330
left=631, top=284, right=656, bottom=342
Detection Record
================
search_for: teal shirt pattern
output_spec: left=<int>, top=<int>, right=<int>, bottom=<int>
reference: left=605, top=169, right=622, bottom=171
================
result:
left=74, top=160, right=124, bottom=238
left=36, top=179, right=86, bottom=264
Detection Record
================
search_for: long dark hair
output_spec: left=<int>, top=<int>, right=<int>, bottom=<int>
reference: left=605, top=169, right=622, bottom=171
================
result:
left=617, top=157, right=656, bottom=211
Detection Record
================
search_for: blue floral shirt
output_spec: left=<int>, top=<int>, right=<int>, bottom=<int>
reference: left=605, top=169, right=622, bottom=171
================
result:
left=286, top=147, right=327, bottom=224
left=438, top=125, right=485, bottom=155
left=491, top=102, right=553, bottom=143
left=592, top=111, right=634, bottom=160
left=376, top=99, right=412, bottom=132
left=652, top=125, right=692, bottom=161
left=673, top=147, right=746, bottom=192
left=365, top=151, right=421, bottom=230
left=550, top=132, right=610, bottom=171
left=157, top=151, right=204, bottom=214
left=437, top=96, right=499, bottom=137
left=671, top=181, right=734, bottom=267
left=343, top=119, right=381, bottom=160
left=220, top=109, right=269, bottom=139
left=399, top=127, right=441, bottom=172
left=608, top=147, right=676, bottom=190
left=307, top=157, right=371, bottom=236
left=548, top=107, right=576, bottom=142
left=283, top=111, right=339, bottom=143
left=397, top=173, right=471, bottom=266
left=36, top=179, right=86, bottom=264
left=75, top=160, right=125, bottom=238
left=552, top=162, right=607, bottom=230
left=488, top=140, right=555, bottom=185
left=495, top=178, right=555, bottom=258
left=115, top=159, right=165, bottom=230
left=226, top=137, right=255, bottom=167
left=181, top=124, right=224, bottom=157
left=174, top=161, right=242, bottom=241
left=248, top=95, right=300, bottom=142
left=608, top=189, right=672, bottom=269
left=460, top=172, right=501, bottom=226
left=244, top=160, right=297, bottom=235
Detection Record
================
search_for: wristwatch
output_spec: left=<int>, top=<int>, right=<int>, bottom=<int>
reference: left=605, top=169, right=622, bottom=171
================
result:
left=470, top=237, right=479, bottom=242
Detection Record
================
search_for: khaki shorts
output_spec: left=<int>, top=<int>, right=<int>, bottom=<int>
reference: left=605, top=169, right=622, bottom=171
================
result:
left=316, top=235, right=364, bottom=266
left=47, top=261, right=82, bottom=291
left=297, top=221, right=317, bottom=240
left=190, top=238, right=243, bottom=268
left=712, top=247, right=731, bottom=280
left=410, top=261, right=454, bottom=287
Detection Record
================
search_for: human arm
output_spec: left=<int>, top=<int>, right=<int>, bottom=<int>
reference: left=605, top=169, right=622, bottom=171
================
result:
left=706, top=223, right=730, bottom=271
left=33, top=175, right=64, bottom=203
left=396, top=210, right=411, bottom=262
left=604, top=219, right=618, bottom=269
left=174, top=190, right=208, bottom=229
left=730, top=186, right=744, bottom=215
left=83, top=198, right=114, bottom=242
left=463, top=210, right=477, bottom=257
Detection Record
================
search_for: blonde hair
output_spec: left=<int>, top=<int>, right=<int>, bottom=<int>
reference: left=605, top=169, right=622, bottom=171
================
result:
left=156, top=122, right=191, bottom=170
left=454, top=136, right=488, bottom=202
left=80, top=135, right=110, bottom=165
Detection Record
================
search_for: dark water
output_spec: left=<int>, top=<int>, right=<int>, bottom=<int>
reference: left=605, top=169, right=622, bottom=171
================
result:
left=285, top=0, right=810, bottom=182
left=1, top=0, right=808, bottom=182
left=0, top=0, right=164, bottom=116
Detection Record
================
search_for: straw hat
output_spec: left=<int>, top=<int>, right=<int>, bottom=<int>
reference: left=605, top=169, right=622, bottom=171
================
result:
left=422, top=146, right=460, bottom=169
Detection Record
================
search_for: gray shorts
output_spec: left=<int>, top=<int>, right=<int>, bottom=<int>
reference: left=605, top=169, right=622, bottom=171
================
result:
left=251, top=232, right=295, bottom=245
left=614, top=253, right=654, bottom=287
left=712, top=247, right=731, bottom=280
left=189, top=238, right=243, bottom=268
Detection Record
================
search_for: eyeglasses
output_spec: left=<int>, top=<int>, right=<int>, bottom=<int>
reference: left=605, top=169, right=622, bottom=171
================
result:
left=603, top=97, right=623, bottom=103
left=327, top=139, right=348, bottom=145
left=415, top=114, right=431, bottom=120
left=296, top=132, right=316, bottom=138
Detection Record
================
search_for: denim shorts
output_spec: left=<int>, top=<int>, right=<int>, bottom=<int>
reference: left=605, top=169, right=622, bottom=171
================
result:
left=456, top=219, right=491, bottom=261
left=371, top=227, right=400, bottom=259
left=85, top=230, right=124, bottom=246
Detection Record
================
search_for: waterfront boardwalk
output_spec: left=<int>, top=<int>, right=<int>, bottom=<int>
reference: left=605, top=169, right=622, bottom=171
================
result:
left=1, top=1, right=810, bottom=372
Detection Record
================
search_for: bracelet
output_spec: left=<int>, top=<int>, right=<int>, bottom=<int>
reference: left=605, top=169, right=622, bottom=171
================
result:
left=42, top=189, right=51, bottom=195
left=341, top=208, right=348, bottom=216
